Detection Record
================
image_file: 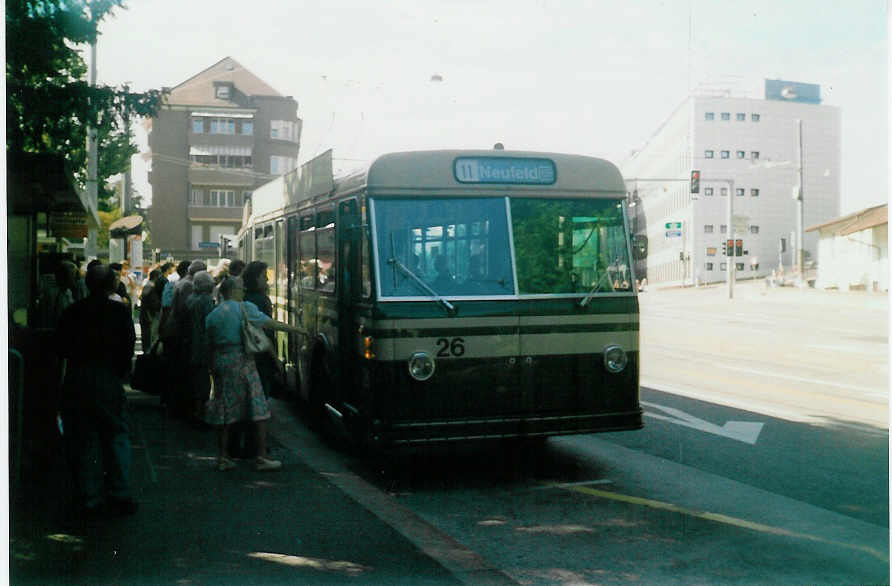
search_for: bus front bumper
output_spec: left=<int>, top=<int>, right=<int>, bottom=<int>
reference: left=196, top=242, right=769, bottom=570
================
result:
left=370, top=409, right=643, bottom=445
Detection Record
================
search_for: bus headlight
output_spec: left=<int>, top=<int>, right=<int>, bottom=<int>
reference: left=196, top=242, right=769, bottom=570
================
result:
left=603, top=345, right=628, bottom=373
left=408, top=352, right=435, bottom=381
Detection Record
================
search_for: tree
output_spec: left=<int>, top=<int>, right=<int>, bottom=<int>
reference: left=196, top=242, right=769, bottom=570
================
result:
left=6, top=0, right=165, bottom=210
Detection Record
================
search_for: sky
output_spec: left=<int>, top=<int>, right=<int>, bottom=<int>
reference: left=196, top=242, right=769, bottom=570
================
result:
left=93, top=0, right=887, bottom=214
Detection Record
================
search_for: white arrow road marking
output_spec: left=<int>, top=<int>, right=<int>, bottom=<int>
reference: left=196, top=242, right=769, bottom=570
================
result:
left=641, top=401, right=765, bottom=445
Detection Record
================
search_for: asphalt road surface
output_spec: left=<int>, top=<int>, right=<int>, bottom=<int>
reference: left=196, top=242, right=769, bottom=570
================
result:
left=270, top=282, right=888, bottom=585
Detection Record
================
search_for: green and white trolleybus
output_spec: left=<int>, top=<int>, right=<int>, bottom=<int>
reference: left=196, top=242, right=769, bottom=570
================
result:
left=238, top=148, right=644, bottom=446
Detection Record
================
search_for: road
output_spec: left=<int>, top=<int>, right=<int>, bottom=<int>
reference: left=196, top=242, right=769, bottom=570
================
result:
left=269, top=282, right=889, bottom=584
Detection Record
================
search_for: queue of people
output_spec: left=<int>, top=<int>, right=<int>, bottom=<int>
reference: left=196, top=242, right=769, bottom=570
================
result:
left=42, top=256, right=301, bottom=520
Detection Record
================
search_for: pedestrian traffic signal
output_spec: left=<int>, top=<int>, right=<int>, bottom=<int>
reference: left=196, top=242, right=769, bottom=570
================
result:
left=726, top=239, right=734, bottom=257
left=690, top=169, right=701, bottom=194
left=735, top=239, right=743, bottom=256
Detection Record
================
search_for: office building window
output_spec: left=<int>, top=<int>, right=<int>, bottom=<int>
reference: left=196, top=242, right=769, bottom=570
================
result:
left=706, top=262, right=714, bottom=271
left=720, top=187, right=728, bottom=196
left=706, top=247, right=717, bottom=257
left=704, top=224, right=714, bottom=233
left=240, top=121, right=253, bottom=135
left=720, top=224, right=727, bottom=234
left=736, top=262, right=745, bottom=271
left=721, top=112, right=730, bottom=121
left=751, top=151, right=760, bottom=160
left=705, top=150, right=714, bottom=159
left=720, top=150, right=730, bottom=159
left=705, top=112, right=715, bottom=121
left=736, top=113, right=746, bottom=121
left=751, top=113, right=761, bottom=122
left=751, top=263, right=760, bottom=271
left=750, top=225, right=760, bottom=234
left=751, top=188, right=760, bottom=197
left=192, top=119, right=204, bottom=133
left=736, top=150, right=746, bottom=159
left=704, top=187, right=714, bottom=196
left=720, top=262, right=727, bottom=271
left=736, top=188, right=745, bottom=196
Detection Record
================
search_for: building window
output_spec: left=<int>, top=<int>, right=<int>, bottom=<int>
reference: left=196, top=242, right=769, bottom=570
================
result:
left=190, top=189, right=203, bottom=205
left=736, top=150, right=746, bottom=159
left=706, top=247, right=717, bottom=256
left=192, top=119, right=204, bottom=133
left=720, top=262, right=727, bottom=271
left=751, top=151, right=760, bottom=160
left=210, top=118, right=236, bottom=134
left=736, top=113, right=746, bottom=121
left=191, top=225, right=203, bottom=250
left=720, top=187, right=728, bottom=196
left=751, top=263, right=760, bottom=271
left=242, top=191, right=252, bottom=204
left=720, top=224, right=727, bottom=234
left=270, top=120, right=298, bottom=142
left=706, top=262, right=714, bottom=271
left=270, top=155, right=297, bottom=175
left=751, top=113, right=760, bottom=122
left=704, top=224, right=714, bottom=233
left=705, top=112, right=715, bottom=121
left=705, top=150, right=714, bottom=159
left=736, top=262, right=745, bottom=271
left=750, top=225, right=759, bottom=234
left=720, top=150, right=730, bottom=159
left=721, top=112, right=730, bottom=121
left=215, top=85, right=231, bottom=99
left=703, top=187, right=713, bottom=196
left=751, top=188, right=760, bottom=197
left=240, top=121, right=253, bottom=135
left=736, top=188, right=745, bottom=196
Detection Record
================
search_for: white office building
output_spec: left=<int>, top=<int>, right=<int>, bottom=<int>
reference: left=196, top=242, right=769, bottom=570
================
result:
left=622, top=80, right=840, bottom=286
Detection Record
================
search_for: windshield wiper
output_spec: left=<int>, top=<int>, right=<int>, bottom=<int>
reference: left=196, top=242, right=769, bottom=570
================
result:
left=388, top=256, right=456, bottom=315
left=578, top=271, right=615, bottom=307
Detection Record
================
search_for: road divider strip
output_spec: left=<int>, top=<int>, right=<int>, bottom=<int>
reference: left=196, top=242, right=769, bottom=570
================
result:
left=556, top=484, right=889, bottom=563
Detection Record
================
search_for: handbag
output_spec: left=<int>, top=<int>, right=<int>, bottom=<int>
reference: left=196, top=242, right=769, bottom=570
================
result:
left=131, top=340, right=163, bottom=395
left=240, top=302, right=272, bottom=355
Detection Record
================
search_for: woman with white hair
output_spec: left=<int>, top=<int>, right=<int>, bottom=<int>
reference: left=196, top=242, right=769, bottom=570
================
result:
left=185, top=270, right=216, bottom=423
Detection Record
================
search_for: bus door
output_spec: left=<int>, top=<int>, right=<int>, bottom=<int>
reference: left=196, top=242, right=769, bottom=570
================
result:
left=336, top=199, right=362, bottom=409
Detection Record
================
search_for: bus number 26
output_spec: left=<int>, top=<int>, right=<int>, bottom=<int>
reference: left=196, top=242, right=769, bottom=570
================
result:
left=436, top=337, right=465, bottom=357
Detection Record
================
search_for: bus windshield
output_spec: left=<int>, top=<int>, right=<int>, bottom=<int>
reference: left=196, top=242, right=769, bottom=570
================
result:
left=510, top=198, right=633, bottom=294
left=374, top=197, right=514, bottom=297
left=373, top=196, right=633, bottom=297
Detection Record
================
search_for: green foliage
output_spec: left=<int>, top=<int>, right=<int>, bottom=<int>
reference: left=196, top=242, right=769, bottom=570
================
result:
left=6, top=0, right=166, bottom=209
left=97, top=207, right=122, bottom=251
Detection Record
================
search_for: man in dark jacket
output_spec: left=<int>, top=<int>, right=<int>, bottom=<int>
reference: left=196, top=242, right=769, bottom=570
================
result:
left=56, top=264, right=137, bottom=516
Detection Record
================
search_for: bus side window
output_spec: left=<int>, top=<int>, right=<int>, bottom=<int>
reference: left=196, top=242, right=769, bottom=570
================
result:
left=299, top=214, right=315, bottom=289
left=316, top=207, right=336, bottom=293
left=360, top=201, right=372, bottom=299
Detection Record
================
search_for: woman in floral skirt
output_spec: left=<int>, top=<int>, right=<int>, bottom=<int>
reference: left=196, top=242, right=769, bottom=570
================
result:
left=204, top=276, right=300, bottom=471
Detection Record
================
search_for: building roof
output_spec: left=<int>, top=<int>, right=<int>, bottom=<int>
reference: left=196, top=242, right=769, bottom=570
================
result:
left=167, top=57, right=283, bottom=107
left=805, top=203, right=887, bottom=235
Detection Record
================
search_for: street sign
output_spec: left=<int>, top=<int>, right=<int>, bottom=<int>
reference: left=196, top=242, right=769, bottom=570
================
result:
left=665, top=222, right=682, bottom=229
left=665, top=230, right=682, bottom=238
left=198, top=241, right=220, bottom=249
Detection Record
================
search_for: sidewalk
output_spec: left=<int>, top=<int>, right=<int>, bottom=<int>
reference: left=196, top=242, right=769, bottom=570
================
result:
left=10, top=390, right=460, bottom=585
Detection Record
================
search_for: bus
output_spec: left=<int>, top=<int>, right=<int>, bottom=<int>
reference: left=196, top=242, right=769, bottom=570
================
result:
left=238, top=148, right=645, bottom=446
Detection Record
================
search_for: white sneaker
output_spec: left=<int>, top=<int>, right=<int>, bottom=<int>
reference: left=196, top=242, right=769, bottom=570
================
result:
left=255, top=457, right=282, bottom=471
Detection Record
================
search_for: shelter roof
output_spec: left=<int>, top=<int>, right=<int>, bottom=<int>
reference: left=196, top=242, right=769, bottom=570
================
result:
left=806, top=203, right=887, bottom=236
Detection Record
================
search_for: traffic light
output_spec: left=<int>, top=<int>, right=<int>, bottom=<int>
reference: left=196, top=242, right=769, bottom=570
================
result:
left=735, top=239, right=743, bottom=256
left=690, top=169, right=701, bottom=194
left=726, top=239, right=734, bottom=257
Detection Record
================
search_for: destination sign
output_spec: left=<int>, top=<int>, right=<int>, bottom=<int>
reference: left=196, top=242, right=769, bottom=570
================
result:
left=454, top=157, right=556, bottom=185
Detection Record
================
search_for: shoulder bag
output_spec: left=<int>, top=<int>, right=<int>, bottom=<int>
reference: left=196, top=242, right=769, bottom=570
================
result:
left=240, top=302, right=272, bottom=355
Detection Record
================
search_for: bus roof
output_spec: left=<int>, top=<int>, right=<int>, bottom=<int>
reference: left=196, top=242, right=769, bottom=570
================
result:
left=366, top=150, right=626, bottom=198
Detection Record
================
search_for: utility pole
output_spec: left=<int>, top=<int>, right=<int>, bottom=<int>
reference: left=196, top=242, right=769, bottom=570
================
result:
left=725, top=178, right=735, bottom=299
left=795, top=119, right=805, bottom=285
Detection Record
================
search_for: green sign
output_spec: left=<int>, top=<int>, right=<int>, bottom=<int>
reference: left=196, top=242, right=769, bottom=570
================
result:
left=665, top=222, right=682, bottom=229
